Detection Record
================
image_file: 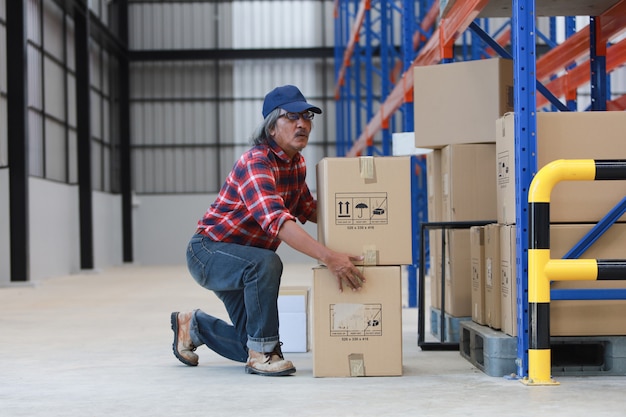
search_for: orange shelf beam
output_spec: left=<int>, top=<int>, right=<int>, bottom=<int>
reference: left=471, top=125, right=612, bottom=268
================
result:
left=536, top=0, right=626, bottom=83
left=537, top=37, right=626, bottom=108
left=413, top=0, right=440, bottom=50
left=607, top=93, right=626, bottom=110
left=347, top=0, right=490, bottom=157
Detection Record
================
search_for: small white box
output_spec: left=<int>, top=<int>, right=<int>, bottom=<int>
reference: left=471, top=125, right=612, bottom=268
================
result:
left=278, top=287, right=309, bottom=353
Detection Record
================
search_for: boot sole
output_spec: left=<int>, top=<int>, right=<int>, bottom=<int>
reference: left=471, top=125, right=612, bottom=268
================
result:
left=170, top=312, right=198, bottom=367
left=245, top=365, right=296, bottom=376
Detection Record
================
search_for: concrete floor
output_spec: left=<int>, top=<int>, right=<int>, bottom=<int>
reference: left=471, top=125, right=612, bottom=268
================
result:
left=1, top=264, right=625, bottom=417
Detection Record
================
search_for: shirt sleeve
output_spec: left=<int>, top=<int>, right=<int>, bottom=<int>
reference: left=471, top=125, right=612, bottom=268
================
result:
left=294, top=183, right=317, bottom=224
left=238, top=157, right=296, bottom=239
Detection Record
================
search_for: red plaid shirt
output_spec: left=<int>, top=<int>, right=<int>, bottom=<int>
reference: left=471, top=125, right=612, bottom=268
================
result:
left=196, top=139, right=316, bottom=251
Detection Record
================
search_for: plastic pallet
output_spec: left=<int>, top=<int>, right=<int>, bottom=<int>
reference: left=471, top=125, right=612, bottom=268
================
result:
left=551, top=335, right=626, bottom=376
left=430, top=307, right=471, bottom=343
left=460, top=321, right=626, bottom=377
left=460, top=321, right=517, bottom=377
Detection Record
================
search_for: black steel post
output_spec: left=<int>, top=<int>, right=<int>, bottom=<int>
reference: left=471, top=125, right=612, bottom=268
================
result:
left=7, top=0, right=30, bottom=282
left=75, top=4, right=94, bottom=270
left=118, top=0, right=133, bottom=263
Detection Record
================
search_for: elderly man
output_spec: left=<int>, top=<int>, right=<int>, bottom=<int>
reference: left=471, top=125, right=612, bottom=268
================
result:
left=171, top=85, right=366, bottom=376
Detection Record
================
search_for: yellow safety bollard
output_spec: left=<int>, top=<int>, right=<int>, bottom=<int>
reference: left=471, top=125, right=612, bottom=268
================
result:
left=524, top=159, right=603, bottom=386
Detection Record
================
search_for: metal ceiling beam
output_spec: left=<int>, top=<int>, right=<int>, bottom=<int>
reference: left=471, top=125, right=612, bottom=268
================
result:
left=129, top=47, right=335, bottom=61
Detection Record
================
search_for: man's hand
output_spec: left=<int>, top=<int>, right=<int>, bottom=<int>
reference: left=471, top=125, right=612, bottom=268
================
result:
left=276, top=220, right=366, bottom=292
left=326, top=253, right=366, bottom=292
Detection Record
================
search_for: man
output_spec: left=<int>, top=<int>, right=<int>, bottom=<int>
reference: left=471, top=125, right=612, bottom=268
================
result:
left=171, top=85, right=366, bottom=376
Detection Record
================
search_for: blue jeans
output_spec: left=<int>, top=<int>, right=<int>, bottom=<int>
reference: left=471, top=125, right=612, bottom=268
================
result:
left=186, top=234, right=283, bottom=362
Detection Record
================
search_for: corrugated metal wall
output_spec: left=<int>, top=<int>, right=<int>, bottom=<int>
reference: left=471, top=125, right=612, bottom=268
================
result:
left=128, top=0, right=335, bottom=194
left=2, top=0, right=120, bottom=191
left=4, top=1, right=625, bottom=195
left=135, top=2, right=229, bottom=49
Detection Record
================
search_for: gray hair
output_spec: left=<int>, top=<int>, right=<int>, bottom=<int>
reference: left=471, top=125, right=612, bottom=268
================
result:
left=251, top=108, right=282, bottom=146
left=250, top=107, right=314, bottom=146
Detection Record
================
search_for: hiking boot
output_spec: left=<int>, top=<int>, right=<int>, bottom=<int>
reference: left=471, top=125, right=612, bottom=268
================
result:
left=245, top=343, right=296, bottom=376
left=171, top=311, right=198, bottom=366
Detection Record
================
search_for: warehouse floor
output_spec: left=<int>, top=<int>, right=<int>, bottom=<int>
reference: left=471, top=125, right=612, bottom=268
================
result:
left=1, top=264, right=625, bottom=417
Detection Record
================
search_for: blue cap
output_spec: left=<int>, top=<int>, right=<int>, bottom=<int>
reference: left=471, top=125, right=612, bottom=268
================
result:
left=262, top=85, right=322, bottom=119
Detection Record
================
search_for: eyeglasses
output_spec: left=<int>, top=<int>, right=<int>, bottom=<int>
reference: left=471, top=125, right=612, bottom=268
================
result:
left=279, top=111, right=315, bottom=121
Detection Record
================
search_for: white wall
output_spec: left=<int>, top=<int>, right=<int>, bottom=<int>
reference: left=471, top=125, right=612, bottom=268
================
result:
left=28, top=177, right=81, bottom=281
left=133, top=194, right=208, bottom=265
left=1, top=177, right=126, bottom=285
left=2, top=179, right=316, bottom=285
left=93, top=191, right=123, bottom=270
left=133, top=194, right=318, bottom=266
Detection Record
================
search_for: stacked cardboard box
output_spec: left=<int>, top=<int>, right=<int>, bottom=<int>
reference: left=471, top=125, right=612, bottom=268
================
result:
left=496, top=111, right=626, bottom=337
left=313, top=156, right=412, bottom=377
left=317, top=156, right=413, bottom=266
left=484, top=224, right=501, bottom=330
left=500, top=223, right=626, bottom=337
left=496, top=112, right=626, bottom=224
left=469, top=223, right=506, bottom=333
left=416, top=58, right=626, bottom=345
left=312, top=266, right=403, bottom=377
left=470, top=226, right=486, bottom=325
left=414, top=58, right=513, bottom=148
left=426, top=144, right=498, bottom=320
left=416, top=59, right=511, bottom=327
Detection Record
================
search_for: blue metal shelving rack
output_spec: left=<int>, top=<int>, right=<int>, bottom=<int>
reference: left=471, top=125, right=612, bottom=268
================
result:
left=334, top=0, right=436, bottom=308
left=334, top=0, right=436, bottom=157
left=511, top=0, right=536, bottom=379
left=334, top=0, right=626, bottom=379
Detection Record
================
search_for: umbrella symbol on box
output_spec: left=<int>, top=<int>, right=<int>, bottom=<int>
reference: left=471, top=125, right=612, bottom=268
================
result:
left=355, top=202, right=368, bottom=218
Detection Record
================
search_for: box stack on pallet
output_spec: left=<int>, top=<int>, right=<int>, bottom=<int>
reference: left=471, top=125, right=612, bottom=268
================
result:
left=312, top=156, right=413, bottom=377
left=415, top=58, right=512, bottom=344
left=493, top=111, right=626, bottom=377
left=415, top=58, right=626, bottom=377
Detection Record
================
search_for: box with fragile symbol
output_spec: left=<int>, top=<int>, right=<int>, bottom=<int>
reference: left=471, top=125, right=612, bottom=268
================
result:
left=316, top=156, right=412, bottom=265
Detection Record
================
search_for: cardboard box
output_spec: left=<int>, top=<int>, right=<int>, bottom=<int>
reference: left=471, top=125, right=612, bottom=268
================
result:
left=278, top=287, right=309, bottom=353
left=426, top=150, right=443, bottom=222
left=312, top=266, right=403, bottom=377
left=484, top=224, right=501, bottom=330
left=550, top=223, right=626, bottom=336
left=500, top=225, right=517, bottom=337
left=441, top=144, right=497, bottom=222
left=496, top=111, right=626, bottom=224
left=317, top=156, right=413, bottom=265
left=551, top=281, right=626, bottom=336
left=500, top=223, right=626, bottom=337
left=470, top=226, right=486, bottom=325
left=430, top=228, right=471, bottom=316
left=442, top=228, right=472, bottom=317
left=426, top=149, right=443, bottom=309
left=550, top=223, right=626, bottom=260
left=414, top=58, right=513, bottom=148
left=429, top=230, right=441, bottom=309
